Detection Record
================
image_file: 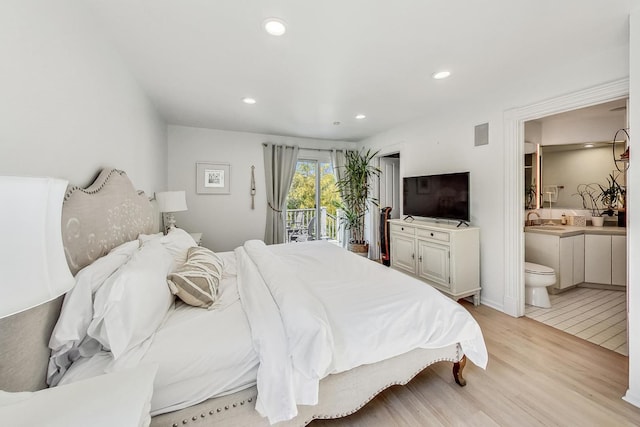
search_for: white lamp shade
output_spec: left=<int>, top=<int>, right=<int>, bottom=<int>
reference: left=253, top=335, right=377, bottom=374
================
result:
left=155, top=191, right=188, bottom=213
left=0, top=177, right=75, bottom=318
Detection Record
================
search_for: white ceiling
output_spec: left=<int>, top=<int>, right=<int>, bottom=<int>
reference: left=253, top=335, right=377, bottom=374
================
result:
left=85, top=0, right=634, bottom=142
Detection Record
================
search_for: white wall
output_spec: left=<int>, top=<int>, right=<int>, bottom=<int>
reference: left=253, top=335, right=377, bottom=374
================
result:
left=359, top=110, right=505, bottom=308
left=167, top=126, right=356, bottom=252
left=359, top=41, right=629, bottom=311
left=0, top=0, right=167, bottom=194
left=624, top=5, right=640, bottom=410
left=540, top=113, right=626, bottom=146
left=524, top=121, right=542, bottom=145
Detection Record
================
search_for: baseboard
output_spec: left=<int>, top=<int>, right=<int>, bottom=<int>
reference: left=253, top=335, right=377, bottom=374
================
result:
left=500, top=295, right=520, bottom=317
left=623, top=389, right=640, bottom=409
left=578, top=282, right=626, bottom=292
left=478, top=297, right=503, bottom=314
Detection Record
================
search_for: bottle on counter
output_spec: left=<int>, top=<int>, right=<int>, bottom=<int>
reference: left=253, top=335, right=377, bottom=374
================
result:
left=561, top=213, right=567, bottom=225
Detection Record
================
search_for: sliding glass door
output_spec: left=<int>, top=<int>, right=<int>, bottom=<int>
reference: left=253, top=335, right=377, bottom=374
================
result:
left=286, top=159, right=341, bottom=243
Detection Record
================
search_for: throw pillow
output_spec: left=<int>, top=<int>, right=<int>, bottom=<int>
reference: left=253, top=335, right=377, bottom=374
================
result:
left=167, top=247, right=223, bottom=308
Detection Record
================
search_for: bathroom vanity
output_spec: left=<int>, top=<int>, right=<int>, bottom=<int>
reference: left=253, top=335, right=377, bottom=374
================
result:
left=524, top=225, right=627, bottom=291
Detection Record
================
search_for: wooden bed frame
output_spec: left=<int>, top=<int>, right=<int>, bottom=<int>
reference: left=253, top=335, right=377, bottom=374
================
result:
left=0, top=168, right=467, bottom=426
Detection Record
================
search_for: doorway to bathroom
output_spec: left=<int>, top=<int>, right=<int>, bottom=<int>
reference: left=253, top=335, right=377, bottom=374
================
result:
left=522, top=98, right=629, bottom=356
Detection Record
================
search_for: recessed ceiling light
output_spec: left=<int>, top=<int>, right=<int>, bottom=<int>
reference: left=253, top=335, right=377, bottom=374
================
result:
left=584, top=143, right=594, bottom=148
left=264, top=18, right=286, bottom=36
left=355, top=114, right=366, bottom=120
left=333, top=121, right=341, bottom=126
left=432, top=71, right=451, bottom=80
left=242, top=97, right=256, bottom=105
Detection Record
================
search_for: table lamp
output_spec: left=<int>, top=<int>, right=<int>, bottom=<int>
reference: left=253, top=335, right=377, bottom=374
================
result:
left=155, top=190, right=188, bottom=233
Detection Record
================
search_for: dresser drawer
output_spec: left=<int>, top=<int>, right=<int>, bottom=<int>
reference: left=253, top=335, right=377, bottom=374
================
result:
left=390, top=223, right=415, bottom=236
left=417, top=228, right=450, bottom=243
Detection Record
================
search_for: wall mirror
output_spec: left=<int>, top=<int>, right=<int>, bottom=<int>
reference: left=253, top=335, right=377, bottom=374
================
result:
left=524, top=98, right=628, bottom=210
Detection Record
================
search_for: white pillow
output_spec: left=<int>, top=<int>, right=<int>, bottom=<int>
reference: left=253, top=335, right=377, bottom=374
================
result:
left=0, top=364, right=157, bottom=427
left=138, top=232, right=162, bottom=244
left=140, top=228, right=197, bottom=268
left=88, top=241, right=175, bottom=359
left=48, top=239, right=140, bottom=386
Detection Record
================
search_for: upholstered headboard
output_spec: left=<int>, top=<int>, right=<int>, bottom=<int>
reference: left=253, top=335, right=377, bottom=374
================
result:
left=0, top=169, right=158, bottom=392
left=62, top=168, right=156, bottom=275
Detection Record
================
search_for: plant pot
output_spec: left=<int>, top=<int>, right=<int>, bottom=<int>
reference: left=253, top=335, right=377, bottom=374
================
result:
left=348, top=242, right=369, bottom=257
left=618, top=209, right=626, bottom=227
left=591, top=216, right=604, bottom=227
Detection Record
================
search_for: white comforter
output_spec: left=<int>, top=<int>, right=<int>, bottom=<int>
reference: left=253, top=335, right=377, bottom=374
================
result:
left=236, top=240, right=487, bottom=424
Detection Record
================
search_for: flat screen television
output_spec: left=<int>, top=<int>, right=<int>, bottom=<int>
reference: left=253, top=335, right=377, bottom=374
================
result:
left=403, top=172, right=470, bottom=222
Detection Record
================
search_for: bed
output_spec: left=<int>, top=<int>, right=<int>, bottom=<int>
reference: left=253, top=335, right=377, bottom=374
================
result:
left=0, top=168, right=487, bottom=426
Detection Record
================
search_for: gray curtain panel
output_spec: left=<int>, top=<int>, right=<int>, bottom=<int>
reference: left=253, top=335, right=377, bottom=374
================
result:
left=263, top=143, right=299, bottom=244
left=331, top=149, right=351, bottom=248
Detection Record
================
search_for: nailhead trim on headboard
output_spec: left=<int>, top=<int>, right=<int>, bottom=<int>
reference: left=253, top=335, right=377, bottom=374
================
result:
left=64, top=169, right=126, bottom=199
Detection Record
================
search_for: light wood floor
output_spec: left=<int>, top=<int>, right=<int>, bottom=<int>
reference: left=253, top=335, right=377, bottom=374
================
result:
left=311, top=302, right=640, bottom=427
left=525, top=287, right=628, bottom=355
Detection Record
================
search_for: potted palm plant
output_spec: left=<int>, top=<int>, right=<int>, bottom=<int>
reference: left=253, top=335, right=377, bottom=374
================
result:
left=336, top=149, right=381, bottom=256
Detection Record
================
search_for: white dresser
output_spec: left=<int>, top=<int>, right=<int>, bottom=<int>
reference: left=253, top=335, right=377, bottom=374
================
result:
left=388, top=219, right=481, bottom=305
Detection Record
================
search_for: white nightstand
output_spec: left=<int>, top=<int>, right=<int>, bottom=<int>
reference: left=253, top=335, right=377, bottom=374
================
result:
left=189, top=233, right=203, bottom=246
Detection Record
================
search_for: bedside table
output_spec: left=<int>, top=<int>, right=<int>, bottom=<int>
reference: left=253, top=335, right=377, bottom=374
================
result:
left=189, top=233, right=203, bottom=246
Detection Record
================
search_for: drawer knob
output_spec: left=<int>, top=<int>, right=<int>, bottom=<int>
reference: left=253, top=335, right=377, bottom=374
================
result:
left=401, top=227, right=404, bottom=231
left=430, top=232, right=434, bottom=236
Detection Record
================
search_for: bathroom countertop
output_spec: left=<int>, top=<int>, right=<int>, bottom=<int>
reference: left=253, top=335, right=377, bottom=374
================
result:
left=524, top=224, right=626, bottom=237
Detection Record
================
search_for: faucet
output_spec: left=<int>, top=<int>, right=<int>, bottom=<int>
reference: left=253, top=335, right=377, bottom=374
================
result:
left=525, top=211, right=541, bottom=226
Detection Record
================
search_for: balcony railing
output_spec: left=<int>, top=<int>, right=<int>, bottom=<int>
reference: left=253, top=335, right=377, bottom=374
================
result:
left=285, top=207, right=342, bottom=244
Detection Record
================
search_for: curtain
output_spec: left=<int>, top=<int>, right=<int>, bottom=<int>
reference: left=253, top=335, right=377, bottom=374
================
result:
left=263, top=143, right=299, bottom=245
left=331, top=149, right=350, bottom=248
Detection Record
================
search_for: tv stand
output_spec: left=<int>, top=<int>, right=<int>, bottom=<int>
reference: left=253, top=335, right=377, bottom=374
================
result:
left=403, top=215, right=415, bottom=221
left=456, top=220, right=469, bottom=228
left=388, top=219, right=480, bottom=305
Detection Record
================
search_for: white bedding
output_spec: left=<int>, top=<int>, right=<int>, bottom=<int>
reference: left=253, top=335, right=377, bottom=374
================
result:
left=237, top=240, right=487, bottom=423
left=54, top=240, right=487, bottom=425
left=58, top=252, right=259, bottom=416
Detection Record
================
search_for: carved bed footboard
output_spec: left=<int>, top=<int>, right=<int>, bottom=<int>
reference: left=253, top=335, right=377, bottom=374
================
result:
left=150, top=345, right=465, bottom=427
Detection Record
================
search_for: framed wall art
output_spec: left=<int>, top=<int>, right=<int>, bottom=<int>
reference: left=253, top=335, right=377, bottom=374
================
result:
left=196, top=162, right=231, bottom=194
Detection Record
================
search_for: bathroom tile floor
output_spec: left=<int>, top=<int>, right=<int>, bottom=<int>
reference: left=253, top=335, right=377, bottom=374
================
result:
left=525, top=286, right=628, bottom=356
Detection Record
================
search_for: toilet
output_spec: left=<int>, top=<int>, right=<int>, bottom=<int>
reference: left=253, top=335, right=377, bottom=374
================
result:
left=524, top=262, right=556, bottom=308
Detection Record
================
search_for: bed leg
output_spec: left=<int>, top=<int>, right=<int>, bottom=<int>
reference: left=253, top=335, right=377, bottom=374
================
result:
left=453, top=355, right=467, bottom=387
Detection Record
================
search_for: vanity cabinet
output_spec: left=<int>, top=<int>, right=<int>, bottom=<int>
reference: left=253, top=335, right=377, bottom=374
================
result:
left=585, top=234, right=627, bottom=287
left=611, top=235, right=627, bottom=286
left=525, top=233, right=584, bottom=290
left=389, top=220, right=480, bottom=305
